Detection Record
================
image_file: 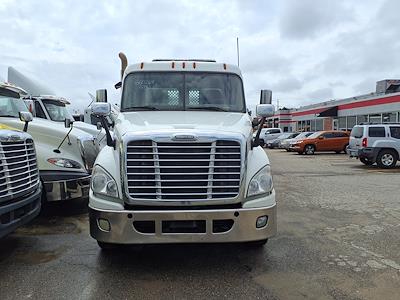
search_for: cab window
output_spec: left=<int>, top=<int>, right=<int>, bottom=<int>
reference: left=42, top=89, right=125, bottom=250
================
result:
left=34, top=102, right=46, bottom=119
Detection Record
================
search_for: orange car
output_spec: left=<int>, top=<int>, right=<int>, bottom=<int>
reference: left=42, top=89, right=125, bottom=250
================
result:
left=289, top=131, right=349, bottom=155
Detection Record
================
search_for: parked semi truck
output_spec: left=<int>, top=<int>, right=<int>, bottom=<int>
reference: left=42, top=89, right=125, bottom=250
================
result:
left=89, top=54, right=276, bottom=249
left=24, top=95, right=107, bottom=149
left=0, top=84, right=41, bottom=238
left=0, top=82, right=97, bottom=203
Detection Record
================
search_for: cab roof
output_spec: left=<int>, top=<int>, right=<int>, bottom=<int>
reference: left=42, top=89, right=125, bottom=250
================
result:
left=124, top=60, right=242, bottom=78
left=0, top=82, right=27, bottom=96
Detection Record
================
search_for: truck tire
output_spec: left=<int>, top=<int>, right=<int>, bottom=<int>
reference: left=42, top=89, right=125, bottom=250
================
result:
left=360, top=157, right=374, bottom=166
left=376, top=149, right=398, bottom=169
left=97, top=241, right=118, bottom=250
left=246, top=239, right=268, bottom=247
left=304, top=144, right=315, bottom=155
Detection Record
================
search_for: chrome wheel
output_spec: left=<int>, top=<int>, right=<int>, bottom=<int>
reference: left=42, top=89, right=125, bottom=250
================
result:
left=381, top=153, right=394, bottom=166
left=305, top=145, right=315, bottom=155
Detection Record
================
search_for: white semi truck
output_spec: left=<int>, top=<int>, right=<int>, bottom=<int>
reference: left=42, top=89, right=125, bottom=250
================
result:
left=89, top=54, right=276, bottom=249
left=0, top=85, right=41, bottom=238
left=0, top=82, right=97, bottom=203
left=23, top=95, right=107, bottom=149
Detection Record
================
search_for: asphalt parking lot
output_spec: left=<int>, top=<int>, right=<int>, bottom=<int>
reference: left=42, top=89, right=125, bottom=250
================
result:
left=1, top=150, right=399, bottom=300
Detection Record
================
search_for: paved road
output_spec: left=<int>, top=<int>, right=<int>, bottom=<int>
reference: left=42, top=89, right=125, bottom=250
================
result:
left=1, top=150, right=399, bottom=300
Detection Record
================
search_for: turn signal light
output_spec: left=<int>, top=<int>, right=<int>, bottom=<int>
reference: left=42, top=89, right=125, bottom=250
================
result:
left=362, top=137, right=368, bottom=147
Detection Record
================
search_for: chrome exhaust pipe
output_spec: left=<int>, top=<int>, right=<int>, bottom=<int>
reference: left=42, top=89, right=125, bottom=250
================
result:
left=118, top=52, right=128, bottom=80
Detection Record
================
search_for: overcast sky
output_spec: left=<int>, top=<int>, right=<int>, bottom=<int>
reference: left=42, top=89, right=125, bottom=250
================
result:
left=1, top=0, right=399, bottom=112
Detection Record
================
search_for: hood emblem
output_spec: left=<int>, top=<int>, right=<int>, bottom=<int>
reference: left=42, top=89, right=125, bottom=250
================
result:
left=172, top=134, right=198, bottom=141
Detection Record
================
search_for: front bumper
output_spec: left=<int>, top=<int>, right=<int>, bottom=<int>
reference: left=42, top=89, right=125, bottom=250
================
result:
left=41, top=171, right=91, bottom=202
left=0, top=186, right=41, bottom=238
left=347, top=147, right=379, bottom=162
left=289, top=144, right=303, bottom=152
left=89, top=204, right=277, bottom=244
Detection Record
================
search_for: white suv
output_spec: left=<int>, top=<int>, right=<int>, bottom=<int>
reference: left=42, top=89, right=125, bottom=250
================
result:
left=348, top=123, right=400, bottom=168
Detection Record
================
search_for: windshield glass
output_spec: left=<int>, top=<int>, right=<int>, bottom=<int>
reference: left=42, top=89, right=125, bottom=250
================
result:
left=0, top=95, right=29, bottom=117
left=295, top=132, right=313, bottom=139
left=121, top=72, right=246, bottom=112
left=42, top=99, right=74, bottom=122
left=307, top=132, right=322, bottom=139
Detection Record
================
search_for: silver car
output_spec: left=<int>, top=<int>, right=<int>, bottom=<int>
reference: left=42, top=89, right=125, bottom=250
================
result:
left=282, top=132, right=314, bottom=151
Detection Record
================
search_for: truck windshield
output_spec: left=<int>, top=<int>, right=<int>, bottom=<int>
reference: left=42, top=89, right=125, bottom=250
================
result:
left=121, top=72, right=246, bottom=112
left=0, top=95, right=29, bottom=117
left=42, top=99, right=74, bottom=122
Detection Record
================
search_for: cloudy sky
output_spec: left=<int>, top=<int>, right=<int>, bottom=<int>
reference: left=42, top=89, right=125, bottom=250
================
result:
left=1, top=0, right=399, bottom=112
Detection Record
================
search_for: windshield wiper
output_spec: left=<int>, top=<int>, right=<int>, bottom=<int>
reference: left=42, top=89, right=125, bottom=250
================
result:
left=187, top=106, right=228, bottom=112
left=122, top=106, right=159, bottom=111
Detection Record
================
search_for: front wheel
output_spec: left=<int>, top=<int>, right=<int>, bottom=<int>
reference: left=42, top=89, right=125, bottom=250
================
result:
left=304, top=144, right=315, bottom=155
left=360, top=157, right=374, bottom=166
left=376, top=149, right=398, bottom=169
left=246, top=239, right=268, bottom=247
left=97, top=241, right=118, bottom=251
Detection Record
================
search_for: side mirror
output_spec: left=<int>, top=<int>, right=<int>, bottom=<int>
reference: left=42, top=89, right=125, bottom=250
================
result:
left=64, top=118, right=73, bottom=128
left=96, top=122, right=102, bottom=130
left=19, top=111, right=33, bottom=132
left=96, top=89, right=108, bottom=103
left=318, top=136, right=324, bottom=140
left=91, top=103, right=111, bottom=117
left=256, top=104, right=275, bottom=118
left=91, top=103, right=114, bottom=148
left=260, top=90, right=272, bottom=104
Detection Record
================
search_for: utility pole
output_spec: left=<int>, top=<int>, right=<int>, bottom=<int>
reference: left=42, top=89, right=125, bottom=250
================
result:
left=236, top=37, right=240, bottom=67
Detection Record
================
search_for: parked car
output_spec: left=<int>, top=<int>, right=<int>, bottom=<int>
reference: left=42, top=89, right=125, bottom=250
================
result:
left=290, top=130, right=349, bottom=155
left=253, top=128, right=282, bottom=147
left=282, top=132, right=314, bottom=151
left=347, top=123, right=400, bottom=168
left=267, top=132, right=299, bottom=149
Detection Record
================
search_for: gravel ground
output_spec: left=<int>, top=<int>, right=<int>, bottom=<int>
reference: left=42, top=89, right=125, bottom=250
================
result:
left=0, top=149, right=399, bottom=300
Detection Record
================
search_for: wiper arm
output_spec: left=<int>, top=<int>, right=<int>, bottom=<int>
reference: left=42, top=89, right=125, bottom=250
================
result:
left=187, top=106, right=228, bottom=112
left=122, top=106, right=159, bottom=111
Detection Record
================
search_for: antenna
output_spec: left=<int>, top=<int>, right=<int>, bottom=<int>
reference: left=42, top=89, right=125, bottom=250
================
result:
left=236, top=37, right=240, bottom=67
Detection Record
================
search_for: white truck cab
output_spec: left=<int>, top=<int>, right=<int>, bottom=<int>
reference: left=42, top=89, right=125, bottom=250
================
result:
left=0, top=84, right=41, bottom=238
left=24, top=95, right=107, bottom=149
left=0, top=82, right=98, bottom=203
left=89, top=55, right=277, bottom=249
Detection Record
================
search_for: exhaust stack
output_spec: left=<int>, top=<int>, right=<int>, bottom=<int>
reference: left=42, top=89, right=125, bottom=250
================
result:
left=119, top=52, right=128, bottom=80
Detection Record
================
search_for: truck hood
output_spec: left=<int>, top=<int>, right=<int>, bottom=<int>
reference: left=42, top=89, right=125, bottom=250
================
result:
left=116, top=111, right=252, bottom=138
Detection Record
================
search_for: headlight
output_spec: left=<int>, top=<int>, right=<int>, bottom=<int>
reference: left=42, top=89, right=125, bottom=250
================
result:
left=47, top=158, right=82, bottom=169
left=247, top=165, right=273, bottom=197
left=91, top=165, right=119, bottom=198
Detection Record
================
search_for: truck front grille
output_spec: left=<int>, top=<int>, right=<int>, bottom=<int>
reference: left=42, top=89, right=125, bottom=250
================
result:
left=126, top=140, right=241, bottom=201
left=0, top=139, right=39, bottom=204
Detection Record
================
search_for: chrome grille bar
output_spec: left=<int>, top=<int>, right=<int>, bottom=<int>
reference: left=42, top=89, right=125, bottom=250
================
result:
left=125, top=139, right=241, bottom=201
left=0, top=138, right=40, bottom=202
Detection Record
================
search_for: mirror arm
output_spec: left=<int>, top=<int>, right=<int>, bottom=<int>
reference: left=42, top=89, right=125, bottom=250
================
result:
left=100, top=116, right=115, bottom=148
left=252, top=117, right=266, bottom=149
left=23, top=121, right=29, bottom=132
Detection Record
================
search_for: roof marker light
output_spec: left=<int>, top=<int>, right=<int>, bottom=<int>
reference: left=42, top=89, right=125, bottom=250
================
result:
left=223, top=63, right=227, bottom=70
left=140, top=62, right=144, bottom=69
left=193, top=62, right=196, bottom=69
left=182, top=62, right=186, bottom=69
left=172, top=62, right=175, bottom=69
